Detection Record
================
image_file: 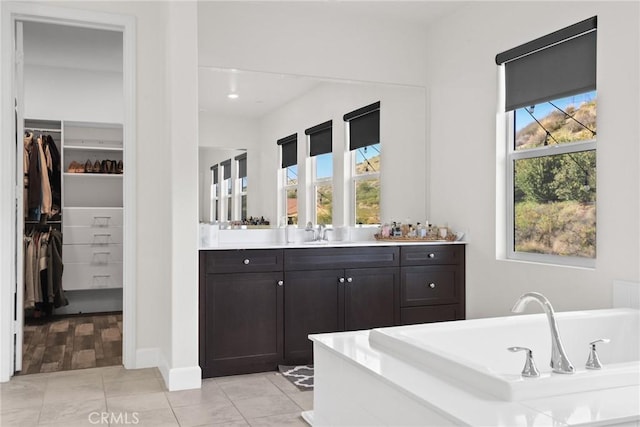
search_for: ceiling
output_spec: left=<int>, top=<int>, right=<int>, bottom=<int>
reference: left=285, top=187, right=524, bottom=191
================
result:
left=199, top=68, right=324, bottom=118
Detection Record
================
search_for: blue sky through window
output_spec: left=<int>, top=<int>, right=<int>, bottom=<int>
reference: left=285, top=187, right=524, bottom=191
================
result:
left=515, top=91, right=596, bottom=132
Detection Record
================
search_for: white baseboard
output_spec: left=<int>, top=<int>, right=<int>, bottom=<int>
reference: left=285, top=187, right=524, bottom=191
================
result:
left=146, top=349, right=200, bottom=391
left=135, top=347, right=159, bottom=369
left=166, top=365, right=202, bottom=391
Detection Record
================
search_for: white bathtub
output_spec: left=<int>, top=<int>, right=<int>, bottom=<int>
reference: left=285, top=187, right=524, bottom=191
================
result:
left=369, top=308, right=640, bottom=401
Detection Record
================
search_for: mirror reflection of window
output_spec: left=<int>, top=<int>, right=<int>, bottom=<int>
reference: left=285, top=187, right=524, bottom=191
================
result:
left=307, top=120, right=333, bottom=226
left=210, top=165, right=219, bottom=222
left=235, top=153, right=248, bottom=221
left=278, top=134, right=298, bottom=225
left=344, top=102, right=381, bottom=225
left=221, top=159, right=232, bottom=221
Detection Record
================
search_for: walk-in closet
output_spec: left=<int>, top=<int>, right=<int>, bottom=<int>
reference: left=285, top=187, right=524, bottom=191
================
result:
left=17, top=21, right=125, bottom=374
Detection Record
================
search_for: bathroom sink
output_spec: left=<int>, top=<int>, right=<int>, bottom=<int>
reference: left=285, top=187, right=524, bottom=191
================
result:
left=369, top=308, right=639, bottom=401
left=303, top=240, right=330, bottom=245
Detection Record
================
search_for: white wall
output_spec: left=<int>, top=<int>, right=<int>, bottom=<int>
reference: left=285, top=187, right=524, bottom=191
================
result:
left=24, top=65, right=123, bottom=123
left=424, top=1, right=640, bottom=318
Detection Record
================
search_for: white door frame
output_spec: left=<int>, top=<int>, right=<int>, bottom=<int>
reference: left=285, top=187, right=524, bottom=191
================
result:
left=0, top=2, right=137, bottom=381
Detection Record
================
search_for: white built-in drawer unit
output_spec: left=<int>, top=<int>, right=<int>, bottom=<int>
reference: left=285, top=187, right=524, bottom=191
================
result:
left=63, top=244, right=123, bottom=264
left=63, top=207, right=123, bottom=227
left=62, top=262, right=123, bottom=290
left=63, top=207, right=123, bottom=290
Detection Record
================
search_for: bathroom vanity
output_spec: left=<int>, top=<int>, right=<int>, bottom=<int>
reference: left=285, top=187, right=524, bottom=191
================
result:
left=198, top=241, right=465, bottom=378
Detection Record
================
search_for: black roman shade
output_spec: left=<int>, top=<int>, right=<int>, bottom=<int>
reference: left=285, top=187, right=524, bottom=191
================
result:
left=221, top=159, right=231, bottom=180
left=277, top=133, right=297, bottom=168
left=211, top=165, right=218, bottom=185
left=496, top=16, right=597, bottom=111
left=235, top=152, right=247, bottom=178
left=343, top=101, right=380, bottom=151
left=305, top=120, right=332, bottom=157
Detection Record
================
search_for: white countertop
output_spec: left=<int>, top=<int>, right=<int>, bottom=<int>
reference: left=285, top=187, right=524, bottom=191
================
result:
left=199, top=240, right=466, bottom=250
left=310, top=330, right=639, bottom=426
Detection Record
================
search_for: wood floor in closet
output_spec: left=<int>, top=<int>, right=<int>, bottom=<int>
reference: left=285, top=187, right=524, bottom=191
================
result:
left=19, top=313, right=122, bottom=375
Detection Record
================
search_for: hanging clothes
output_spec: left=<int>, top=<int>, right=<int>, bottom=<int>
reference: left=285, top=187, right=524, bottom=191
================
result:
left=36, top=135, right=52, bottom=217
left=23, top=227, right=67, bottom=312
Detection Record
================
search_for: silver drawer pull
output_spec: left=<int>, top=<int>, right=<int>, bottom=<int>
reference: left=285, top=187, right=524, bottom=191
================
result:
left=339, top=277, right=345, bottom=284
left=428, top=282, right=436, bottom=289
left=93, top=234, right=111, bottom=245
left=346, top=277, right=353, bottom=283
left=93, top=274, right=111, bottom=278
left=92, top=252, right=111, bottom=265
left=92, top=216, right=111, bottom=227
left=428, top=253, right=435, bottom=258
left=277, top=280, right=284, bottom=286
left=243, top=259, right=250, bottom=265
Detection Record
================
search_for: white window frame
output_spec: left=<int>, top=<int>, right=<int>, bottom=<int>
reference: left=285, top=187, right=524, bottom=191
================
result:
left=350, top=144, right=381, bottom=226
left=505, top=110, right=596, bottom=268
left=210, top=167, right=219, bottom=222
left=311, top=152, right=333, bottom=226
left=234, top=161, right=247, bottom=221
left=281, top=165, right=298, bottom=225
left=221, top=163, right=232, bottom=222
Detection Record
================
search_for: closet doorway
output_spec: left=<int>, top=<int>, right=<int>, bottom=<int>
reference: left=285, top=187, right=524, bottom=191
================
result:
left=0, top=3, right=136, bottom=380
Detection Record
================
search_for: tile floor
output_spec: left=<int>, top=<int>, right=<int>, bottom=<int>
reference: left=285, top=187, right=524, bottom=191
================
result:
left=0, top=366, right=312, bottom=426
left=21, top=313, right=123, bottom=374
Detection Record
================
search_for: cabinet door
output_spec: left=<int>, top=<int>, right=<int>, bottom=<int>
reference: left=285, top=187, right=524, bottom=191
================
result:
left=344, top=267, right=398, bottom=331
left=284, top=269, right=343, bottom=364
left=203, top=271, right=283, bottom=377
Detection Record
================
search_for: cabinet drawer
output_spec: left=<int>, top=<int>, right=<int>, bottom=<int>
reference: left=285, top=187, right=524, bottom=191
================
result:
left=285, top=246, right=399, bottom=271
left=401, top=265, right=460, bottom=306
left=203, top=249, right=283, bottom=274
left=63, top=262, right=123, bottom=290
left=63, top=244, right=122, bottom=264
left=63, top=226, right=123, bottom=245
left=400, top=245, right=462, bottom=266
left=400, top=304, right=461, bottom=325
left=64, top=207, right=123, bottom=227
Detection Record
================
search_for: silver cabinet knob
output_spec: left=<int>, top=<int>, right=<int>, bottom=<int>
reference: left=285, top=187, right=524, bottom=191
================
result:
left=428, top=282, right=436, bottom=289
left=428, top=253, right=435, bottom=258
left=346, top=277, right=353, bottom=283
left=338, top=277, right=345, bottom=283
left=586, top=338, right=610, bottom=369
left=243, top=259, right=250, bottom=265
left=277, top=280, right=283, bottom=286
left=508, top=346, right=540, bottom=377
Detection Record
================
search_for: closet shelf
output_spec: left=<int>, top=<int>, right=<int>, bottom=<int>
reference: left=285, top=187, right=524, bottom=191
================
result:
left=64, top=173, right=123, bottom=178
left=64, top=144, right=123, bottom=152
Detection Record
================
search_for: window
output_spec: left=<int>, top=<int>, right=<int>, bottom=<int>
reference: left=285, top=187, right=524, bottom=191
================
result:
left=210, top=165, right=219, bottom=222
left=306, top=120, right=333, bottom=225
left=235, top=152, right=247, bottom=221
left=497, top=17, right=597, bottom=265
left=278, top=134, right=298, bottom=225
left=221, top=159, right=232, bottom=221
left=344, top=102, right=381, bottom=225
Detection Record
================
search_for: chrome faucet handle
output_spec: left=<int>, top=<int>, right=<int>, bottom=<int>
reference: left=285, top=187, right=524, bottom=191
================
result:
left=586, top=338, right=610, bottom=370
left=508, top=346, right=540, bottom=377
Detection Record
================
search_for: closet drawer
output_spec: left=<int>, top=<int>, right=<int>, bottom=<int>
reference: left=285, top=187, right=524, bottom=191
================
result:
left=64, top=207, right=123, bottom=227
left=63, top=244, right=123, bottom=264
left=63, top=262, right=123, bottom=290
left=63, top=226, right=123, bottom=245
left=400, top=265, right=459, bottom=307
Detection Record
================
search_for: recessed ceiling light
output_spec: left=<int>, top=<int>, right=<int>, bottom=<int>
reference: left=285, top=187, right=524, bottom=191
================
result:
left=227, top=93, right=239, bottom=99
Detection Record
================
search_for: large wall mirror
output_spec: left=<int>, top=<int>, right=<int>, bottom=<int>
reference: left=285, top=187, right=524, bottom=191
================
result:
left=198, top=68, right=428, bottom=227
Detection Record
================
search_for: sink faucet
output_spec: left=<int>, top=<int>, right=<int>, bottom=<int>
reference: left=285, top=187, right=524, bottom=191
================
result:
left=511, top=292, right=575, bottom=374
left=305, top=222, right=332, bottom=241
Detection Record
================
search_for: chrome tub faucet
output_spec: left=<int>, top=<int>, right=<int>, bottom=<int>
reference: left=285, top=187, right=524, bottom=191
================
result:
left=512, top=292, right=575, bottom=374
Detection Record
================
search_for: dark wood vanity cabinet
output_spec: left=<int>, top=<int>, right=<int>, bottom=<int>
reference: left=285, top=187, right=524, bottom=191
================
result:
left=399, top=245, right=465, bottom=325
left=199, top=244, right=464, bottom=377
left=199, top=250, right=284, bottom=377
